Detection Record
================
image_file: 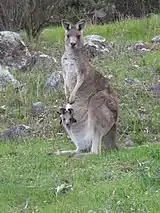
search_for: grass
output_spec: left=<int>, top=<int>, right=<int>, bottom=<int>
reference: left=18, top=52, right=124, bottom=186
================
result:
left=0, top=14, right=160, bottom=212
left=41, top=14, right=160, bottom=43
left=0, top=141, right=160, bottom=213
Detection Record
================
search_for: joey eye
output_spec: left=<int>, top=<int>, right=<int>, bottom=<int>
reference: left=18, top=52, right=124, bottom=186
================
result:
left=77, top=35, right=81, bottom=39
left=69, top=118, right=72, bottom=122
left=67, top=34, right=70, bottom=38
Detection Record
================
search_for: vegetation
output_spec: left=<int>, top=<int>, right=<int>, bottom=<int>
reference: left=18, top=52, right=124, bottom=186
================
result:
left=0, top=142, right=160, bottom=212
left=0, top=14, right=160, bottom=212
left=0, top=0, right=159, bottom=38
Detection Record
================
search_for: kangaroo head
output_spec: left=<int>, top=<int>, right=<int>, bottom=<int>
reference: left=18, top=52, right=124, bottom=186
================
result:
left=58, top=107, right=77, bottom=128
left=61, top=19, right=86, bottom=49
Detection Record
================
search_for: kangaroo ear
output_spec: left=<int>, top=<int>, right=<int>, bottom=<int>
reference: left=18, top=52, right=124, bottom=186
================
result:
left=68, top=108, right=74, bottom=115
left=76, top=19, right=86, bottom=31
left=59, top=107, right=66, bottom=114
left=61, top=19, right=71, bottom=31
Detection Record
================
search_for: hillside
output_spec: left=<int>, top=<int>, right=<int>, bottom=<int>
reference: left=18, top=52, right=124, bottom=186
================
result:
left=0, top=15, right=160, bottom=212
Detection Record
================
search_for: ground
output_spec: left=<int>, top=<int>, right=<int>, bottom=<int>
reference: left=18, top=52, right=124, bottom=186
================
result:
left=0, top=15, right=160, bottom=212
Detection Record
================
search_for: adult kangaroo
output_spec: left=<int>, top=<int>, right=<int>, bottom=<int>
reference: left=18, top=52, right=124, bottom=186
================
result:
left=56, top=19, right=119, bottom=155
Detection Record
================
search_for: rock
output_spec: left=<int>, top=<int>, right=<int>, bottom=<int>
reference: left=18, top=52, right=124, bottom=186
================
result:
left=45, top=71, right=64, bottom=91
left=124, top=78, right=140, bottom=86
left=150, top=84, right=160, bottom=96
left=0, top=105, right=6, bottom=113
left=32, top=102, right=44, bottom=116
left=133, top=42, right=150, bottom=52
left=0, top=31, right=58, bottom=71
left=0, top=124, right=31, bottom=141
left=151, top=35, right=160, bottom=44
left=124, top=139, right=134, bottom=147
left=0, top=31, right=31, bottom=70
left=84, top=35, right=112, bottom=57
left=31, top=51, right=57, bottom=70
left=0, top=65, right=20, bottom=89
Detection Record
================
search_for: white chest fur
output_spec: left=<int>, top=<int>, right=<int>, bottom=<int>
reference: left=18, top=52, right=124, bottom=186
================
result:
left=62, top=53, right=77, bottom=74
left=61, top=53, right=77, bottom=92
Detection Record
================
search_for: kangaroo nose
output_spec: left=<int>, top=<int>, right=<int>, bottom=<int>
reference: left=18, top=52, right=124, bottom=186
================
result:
left=71, top=42, right=76, bottom=47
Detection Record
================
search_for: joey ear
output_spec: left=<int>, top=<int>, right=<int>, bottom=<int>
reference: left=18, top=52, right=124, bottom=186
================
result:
left=59, top=107, right=66, bottom=114
left=59, top=118, right=62, bottom=125
left=76, top=19, right=86, bottom=31
left=61, top=19, right=71, bottom=31
left=71, top=117, right=77, bottom=123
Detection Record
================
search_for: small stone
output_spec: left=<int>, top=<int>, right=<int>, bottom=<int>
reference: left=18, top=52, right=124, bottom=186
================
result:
left=132, top=64, right=140, bottom=69
left=150, top=84, right=160, bottom=96
left=0, top=105, right=6, bottom=113
left=32, top=102, right=44, bottom=116
left=133, top=42, right=150, bottom=52
left=151, top=35, right=160, bottom=44
left=124, top=139, right=134, bottom=147
left=124, top=78, right=140, bottom=86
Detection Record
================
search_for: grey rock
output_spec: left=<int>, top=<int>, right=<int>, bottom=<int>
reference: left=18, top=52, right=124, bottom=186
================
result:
left=133, top=42, right=150, bottom=52
left=84, top=35, right=112, bottom=57
left=0, top=31, right=32, bottom=70
left=124, top=139, right=134, bottom=147
left=31, top=51, right=57, bottom=70
left=32, top=102, right=44, bottom=116
left=150, top=84, right=160, bottom=96
left=0, top=124, right=31, bottom=141
left=138, top=113, right=145, bottom=120
left=0, top=65, right=20, bottom=89
left=124, top=78, right=141, bottom=86
left=45, top=71, right=64, bottom=91
left=0, top=105, right=6, bottom=113
left=151, top=35, right=160, bottom=44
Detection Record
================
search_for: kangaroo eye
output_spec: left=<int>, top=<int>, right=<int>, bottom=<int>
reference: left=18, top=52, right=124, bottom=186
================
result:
left=63, top=118, right=66, bottom=121
left=77, top=35, right=81, bottom=39
left=67, top=34, right=70, bottom=38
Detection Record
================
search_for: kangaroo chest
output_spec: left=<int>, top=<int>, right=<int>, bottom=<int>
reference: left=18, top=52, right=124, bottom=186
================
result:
left=61, top=53, right=78, bottom=92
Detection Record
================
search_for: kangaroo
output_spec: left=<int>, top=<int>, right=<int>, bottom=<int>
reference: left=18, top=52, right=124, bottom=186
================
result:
left=55, top=19, right=119, bottom=155
left=56, top=103, right=118, bottom=156
left=61, top=19, right=112, bottom=120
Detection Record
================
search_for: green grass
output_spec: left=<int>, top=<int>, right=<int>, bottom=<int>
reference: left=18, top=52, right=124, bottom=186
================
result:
left=41, top=14, right=160, bottom=43
left=0, top=14, right=160, bottom=212
left=0, top=141, right=160, bottom=213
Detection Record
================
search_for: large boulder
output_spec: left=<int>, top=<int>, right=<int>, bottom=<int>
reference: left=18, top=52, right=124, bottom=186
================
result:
left=45, top=71, right=64, bottom=91
left=0, top=31, right=31, bottom=70
left=84, top=35, right=112, bottom=57
left=0, top=124, right=31, bottom=141
left=0, top=31, right=57, bottom=71
left=31, top=51, right=57, bottom=70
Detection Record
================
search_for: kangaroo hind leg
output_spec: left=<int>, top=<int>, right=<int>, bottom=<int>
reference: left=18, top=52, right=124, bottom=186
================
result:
left=102, top=124, right=119, bottom=151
